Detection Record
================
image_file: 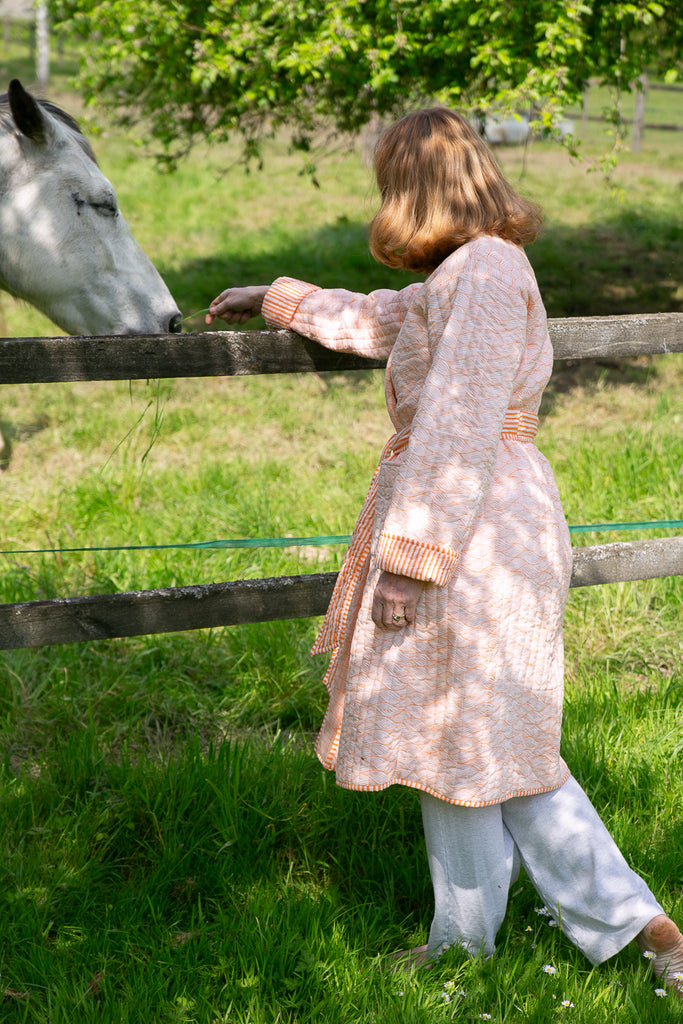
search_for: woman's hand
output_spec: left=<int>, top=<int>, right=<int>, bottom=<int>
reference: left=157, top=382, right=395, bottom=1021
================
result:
left=372, top=571, right=425, bottom=630
left=205, top=285, right=270, bottom=325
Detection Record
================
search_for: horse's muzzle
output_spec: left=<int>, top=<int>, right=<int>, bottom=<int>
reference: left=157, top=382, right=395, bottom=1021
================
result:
left=169, top=313, right=183, bottom=333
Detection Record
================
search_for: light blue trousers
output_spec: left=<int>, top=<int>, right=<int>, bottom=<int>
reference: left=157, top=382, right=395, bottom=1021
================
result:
left=420, top=776, right=663, bottom=964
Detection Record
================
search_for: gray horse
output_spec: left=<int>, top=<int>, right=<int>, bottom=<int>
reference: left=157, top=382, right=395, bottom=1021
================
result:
left=0, top=79, right=182, bottom=456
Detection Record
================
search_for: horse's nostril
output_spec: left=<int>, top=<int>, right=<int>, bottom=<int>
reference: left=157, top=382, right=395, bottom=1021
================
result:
left=169, top=312, right=182, bottom=334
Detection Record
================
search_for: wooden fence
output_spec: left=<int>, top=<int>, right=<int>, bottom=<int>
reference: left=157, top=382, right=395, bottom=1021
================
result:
left=1, top=311, right=682, bottom=651
left=1, top=3, right=50, bottom=87
left=629, top=78, right=683, bottom=151
left=581, top=76, right=683, bottom=152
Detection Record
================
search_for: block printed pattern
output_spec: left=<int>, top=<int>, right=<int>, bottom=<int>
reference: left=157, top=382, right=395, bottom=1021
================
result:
left=262, top=236, right=573, bottom=807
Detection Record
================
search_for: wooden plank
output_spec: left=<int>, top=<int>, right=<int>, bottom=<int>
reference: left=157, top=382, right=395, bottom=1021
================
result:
left=638, top=122, right=683, bottom=132
left=548, top=312, right=683, bottom=360
left=582, top=114, right=683, bottom=130
left=0, top=330, right=385, bottom=384
left=0, top=573, right=336, bottom=650
left=569, top=535, right=683, bottom=587
left=1, top=312, right=682, bottom=384
left=0, top=536, right=680, bottom=650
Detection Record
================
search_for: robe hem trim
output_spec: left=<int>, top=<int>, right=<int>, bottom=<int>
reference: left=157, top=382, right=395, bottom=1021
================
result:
left=316, top=760, right=572, bottom=808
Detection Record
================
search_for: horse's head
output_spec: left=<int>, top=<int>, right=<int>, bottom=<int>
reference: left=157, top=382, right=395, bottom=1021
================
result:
left=0, top=80, right=182, bottom=336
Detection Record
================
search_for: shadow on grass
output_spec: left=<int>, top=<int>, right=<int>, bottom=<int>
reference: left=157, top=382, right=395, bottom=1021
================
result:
left=0, top=732, right=432, bottom=994
left=530, top=210, right=683, bottom=319
left=166, top=205, right=682, bottom=417
left=1, top=642, right=682, bottom=1019
left=4, top=719, right=681, bottom=1011
left=165, top=205, right=683, bottom=330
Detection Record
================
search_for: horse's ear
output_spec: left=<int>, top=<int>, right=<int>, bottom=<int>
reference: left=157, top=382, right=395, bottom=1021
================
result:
left=8, top=79, right=48, bottom=144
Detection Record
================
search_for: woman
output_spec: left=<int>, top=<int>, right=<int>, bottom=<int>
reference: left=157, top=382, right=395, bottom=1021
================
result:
left=206, top=108, right=683, bottom=992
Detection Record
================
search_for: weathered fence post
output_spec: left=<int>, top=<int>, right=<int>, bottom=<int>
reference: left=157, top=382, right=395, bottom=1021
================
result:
left=35, top=3, right=49, bottom=88
left=581, top=83, right=591, bottom=140
left=631, top=73, right=648, bottom=153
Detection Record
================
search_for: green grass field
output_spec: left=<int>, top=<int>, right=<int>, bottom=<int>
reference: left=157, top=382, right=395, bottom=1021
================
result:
left=0, top=35, right=682, bottom=1023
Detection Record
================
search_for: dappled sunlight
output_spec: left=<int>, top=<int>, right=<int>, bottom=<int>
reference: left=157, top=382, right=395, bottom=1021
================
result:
left=0, top=41, right=680, bottom=1022
left=0, top=83, right=181, bottom=339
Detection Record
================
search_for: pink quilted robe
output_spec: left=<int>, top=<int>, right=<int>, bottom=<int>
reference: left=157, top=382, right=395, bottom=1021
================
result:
left=263, top=235, right=573, bottom=807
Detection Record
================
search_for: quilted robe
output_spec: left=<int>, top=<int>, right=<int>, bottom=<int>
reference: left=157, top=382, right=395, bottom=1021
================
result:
left=262, top=235, right=573, bottom=807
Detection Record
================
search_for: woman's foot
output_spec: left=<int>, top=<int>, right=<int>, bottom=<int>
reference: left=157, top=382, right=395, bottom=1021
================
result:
left=388, top=944, right=433, bottom=973
left=637, top=915, right=683, bottom=997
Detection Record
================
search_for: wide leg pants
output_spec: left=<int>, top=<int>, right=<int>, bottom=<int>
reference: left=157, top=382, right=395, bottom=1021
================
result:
left=420, top=776, right=663, bottom=964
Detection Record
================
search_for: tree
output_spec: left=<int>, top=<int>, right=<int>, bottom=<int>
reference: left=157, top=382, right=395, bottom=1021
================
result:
left=49, top=0, right=682, bottom=167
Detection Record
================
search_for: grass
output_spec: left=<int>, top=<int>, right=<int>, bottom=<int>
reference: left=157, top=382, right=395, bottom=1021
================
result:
left=0, top=35, right=682, bottom=1023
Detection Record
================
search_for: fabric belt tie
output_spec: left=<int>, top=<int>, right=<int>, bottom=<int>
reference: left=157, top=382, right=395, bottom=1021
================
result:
left=310, top=409, right=538, bottom=656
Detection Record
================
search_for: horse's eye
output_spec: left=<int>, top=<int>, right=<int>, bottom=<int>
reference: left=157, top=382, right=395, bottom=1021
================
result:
left=91, top=200, right=118, bottom=218
left=71, top=191, right=117, bottom=217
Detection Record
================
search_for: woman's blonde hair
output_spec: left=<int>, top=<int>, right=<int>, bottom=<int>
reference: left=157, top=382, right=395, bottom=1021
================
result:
left=369, top=107, right=542, bottom=273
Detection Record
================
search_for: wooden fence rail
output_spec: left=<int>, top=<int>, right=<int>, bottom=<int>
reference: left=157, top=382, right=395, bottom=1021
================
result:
left=1, top=536, right=682, bottom=651
left=2, top=313, right=683, bottom=384
left=1, top=311, right=682, bottom=650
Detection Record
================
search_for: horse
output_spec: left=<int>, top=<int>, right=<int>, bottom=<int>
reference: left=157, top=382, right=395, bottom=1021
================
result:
left=0, top=79, right=183, bottom=459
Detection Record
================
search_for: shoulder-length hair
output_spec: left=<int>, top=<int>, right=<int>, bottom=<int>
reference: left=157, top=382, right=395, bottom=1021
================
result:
left=368, top=107, right=543, bottom=274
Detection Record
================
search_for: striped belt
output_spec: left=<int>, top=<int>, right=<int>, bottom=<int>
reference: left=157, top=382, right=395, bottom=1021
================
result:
left=310, top=408, right=538, bottom=655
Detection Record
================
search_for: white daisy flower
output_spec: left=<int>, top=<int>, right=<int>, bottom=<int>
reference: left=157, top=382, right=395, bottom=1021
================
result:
left=642, top=950, right=656, bottom=960
left=560, top=1000, right=575, bottom=1008
left=542, top=964, right=557, bottom=975
left=654, top=988, right=667, bottom=998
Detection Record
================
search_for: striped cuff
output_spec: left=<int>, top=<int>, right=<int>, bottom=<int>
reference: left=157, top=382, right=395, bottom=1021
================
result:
left=375, top=532, right=459, bottom=586
left=262, top=277, right=320, bottom=328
